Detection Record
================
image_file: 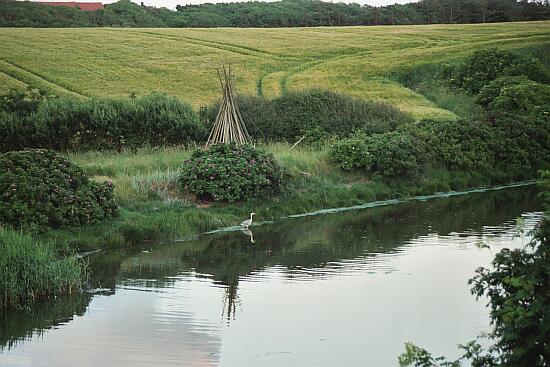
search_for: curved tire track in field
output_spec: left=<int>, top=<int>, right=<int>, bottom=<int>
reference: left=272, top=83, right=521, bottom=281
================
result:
left=129, top=30, right=284, bottom=61
left=128, top=30, right=296, bottom=98
left=0, top=59, right=87, bottom=98
left=0, top=69, right=28, bottom=88
left=272, top=33, right=550, bottom=98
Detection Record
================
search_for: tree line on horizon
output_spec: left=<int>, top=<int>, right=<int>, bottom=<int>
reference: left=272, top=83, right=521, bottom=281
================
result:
left=1, top=0, right=549, bottom=27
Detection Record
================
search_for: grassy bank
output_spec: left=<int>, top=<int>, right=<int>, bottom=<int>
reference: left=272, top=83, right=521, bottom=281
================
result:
left=0, top=228, right=85, bottom=308
left=35, top=143, right=534, bottom=252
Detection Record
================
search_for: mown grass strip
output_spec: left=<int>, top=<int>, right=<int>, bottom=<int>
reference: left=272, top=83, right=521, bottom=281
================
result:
left=0, top=59, right=86, bottom=98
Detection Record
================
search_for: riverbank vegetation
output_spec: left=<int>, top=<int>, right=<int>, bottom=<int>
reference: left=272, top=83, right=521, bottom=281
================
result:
left=0, top=38, right=548, bottom=307
left=0, top=228, right=86, bottom=308
left=1, top=0, right=549, bottom=28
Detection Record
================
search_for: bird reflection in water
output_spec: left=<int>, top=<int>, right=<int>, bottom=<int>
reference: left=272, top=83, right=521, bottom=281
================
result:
left=241, top=228, right=255, bottom=243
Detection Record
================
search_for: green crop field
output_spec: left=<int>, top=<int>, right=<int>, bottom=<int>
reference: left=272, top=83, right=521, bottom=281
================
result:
left=0, top=21, right=549, bottom=119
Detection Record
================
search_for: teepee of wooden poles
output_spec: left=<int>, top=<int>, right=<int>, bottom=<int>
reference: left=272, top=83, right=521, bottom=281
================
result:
left=206, top=66, right=251, bottom=147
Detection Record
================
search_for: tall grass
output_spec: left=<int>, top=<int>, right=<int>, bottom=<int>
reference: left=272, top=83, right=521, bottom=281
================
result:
left=393, top=62, right=479, bottom=119
left=0, top=228, right=86, bottom=308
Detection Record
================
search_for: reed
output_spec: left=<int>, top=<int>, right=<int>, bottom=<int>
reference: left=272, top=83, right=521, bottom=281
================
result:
left=0, top=228, right=86, bottom=308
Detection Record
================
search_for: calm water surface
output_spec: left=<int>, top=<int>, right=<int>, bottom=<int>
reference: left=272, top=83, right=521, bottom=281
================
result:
left=0, top=185, right=543, bottom=366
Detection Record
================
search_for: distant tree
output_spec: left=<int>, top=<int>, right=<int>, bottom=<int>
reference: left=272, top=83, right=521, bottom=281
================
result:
left=1, top=0, right=549, bottom=28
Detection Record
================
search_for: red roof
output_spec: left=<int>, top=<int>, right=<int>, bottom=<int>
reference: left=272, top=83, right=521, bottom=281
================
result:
left=37, top=2, right=104, bottom=11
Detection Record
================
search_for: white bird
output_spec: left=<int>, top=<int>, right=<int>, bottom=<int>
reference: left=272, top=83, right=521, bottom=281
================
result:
left=240, top=213, right=256, bottom=228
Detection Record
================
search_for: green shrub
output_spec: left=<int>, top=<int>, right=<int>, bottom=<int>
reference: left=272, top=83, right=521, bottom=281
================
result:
left=454, top=48, right=549, bottom=93
left=0, top=149, right=118, bottom=230
left=329, top=136, right=371, bottom=171
left=331, top=132, right=422, bottom=178
left=204, top=90, right=412, bottom=142
left=0, top=227, right=86, bottom=308
left=0, top=111, right=42, bottom=152
left=179, top=143, right=286, bottom=202
left=487, top=112, right=550, bottom=170
left=476, top=76, right=531, bottom=108
left=0, top=87, right=46, bottom=116
left=0, top=93, right=206, bottom=152
left=478, top=77, right=550, bottom=116
left=400, top=119, right=495, bottom=169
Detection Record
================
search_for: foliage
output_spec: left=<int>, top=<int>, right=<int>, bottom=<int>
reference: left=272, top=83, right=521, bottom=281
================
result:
left=454, top=48, right=549, bottom=94
left=0, top=92, right=205, bottom=152
left=469, top=222, right=550, bottom=366
left=179, top=143, right=287, bottom=202
left=0, top=227, right=86, bottom=308
left=204, top=90, right=412, bottom=142
left=400, top=119, right=495, bottom=170
left=1, top=0, right=549, bottom=28
left=478, top=78, right=550, bottom=116
left=0, top=149, right=118, bottom=230
left=487, top=112, right=550, bottom=170
left=398, top=341, right=496, bottom=367
left=0, top=87, right=46, bottom=116
left=331, top=132, right=422, bottom=178
left=476, top=76, right=530, bottom=108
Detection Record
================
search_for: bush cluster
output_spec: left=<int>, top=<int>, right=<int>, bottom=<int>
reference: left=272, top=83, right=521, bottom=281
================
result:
left=0, top=92, right=206, bottom=152
left=203, top=90, right=412, bottom=142
left=331, top=132, right=422, bottom=178
left=331, top=113, right=550, bottom=177
left=400, top=119, right=495, bottom=170
left=179, top=143, right=286, bottom=202
left=453, top=48, right=549, bottom=93
left=477, top=76, right=550, bottom=116
left=487, top=112, right=550, bottom=170
left=0, top=149, right=118, bottom=229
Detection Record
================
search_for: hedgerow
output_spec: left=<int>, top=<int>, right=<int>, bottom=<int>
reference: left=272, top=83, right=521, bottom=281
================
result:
left=0, top=149, right=118, bottom=230
left=203, top=90, right=412, bottom=142
left=0, top=92, right=205, bottom=152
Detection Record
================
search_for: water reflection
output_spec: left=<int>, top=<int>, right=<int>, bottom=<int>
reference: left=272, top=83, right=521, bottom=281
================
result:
left=0, top=185, right=543, bottom=366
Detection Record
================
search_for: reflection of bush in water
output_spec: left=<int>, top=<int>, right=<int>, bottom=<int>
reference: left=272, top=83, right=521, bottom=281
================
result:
left=113, top=186, right=540, bottom=289
left=0, top=293, right=91, bottom=351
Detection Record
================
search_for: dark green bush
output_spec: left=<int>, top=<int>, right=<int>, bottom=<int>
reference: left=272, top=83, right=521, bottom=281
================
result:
left=204, top=90, right=412, bottom=142
left=179, top=143, right=286, bottom=202
left=478, top=77, right=550, bottom=116
left=487, top=112, right=550, bottom=170
left=0, top=149, right=118, bottom=230
left=0, top=87, right=46, bottom=116
left=331, top=132, right=422, bottom=178
left=454, top=48, right=549, bottom=94
left=0, top=111, right=42, bottom=152
left=329, top=136, right=370, bottom=171
left=0, top=92, right=206, bottom=152
left=399, top=119, right=495, bottom=169
left=476, top=76, right=531, bottom=108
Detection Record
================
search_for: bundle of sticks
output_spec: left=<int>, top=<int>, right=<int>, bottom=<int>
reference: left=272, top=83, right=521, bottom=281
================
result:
left=206, top=65, right=251, bottom=147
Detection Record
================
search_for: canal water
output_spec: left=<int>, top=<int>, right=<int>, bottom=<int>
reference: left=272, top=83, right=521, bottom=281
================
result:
left=0, top=185, right=543, bottom=366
